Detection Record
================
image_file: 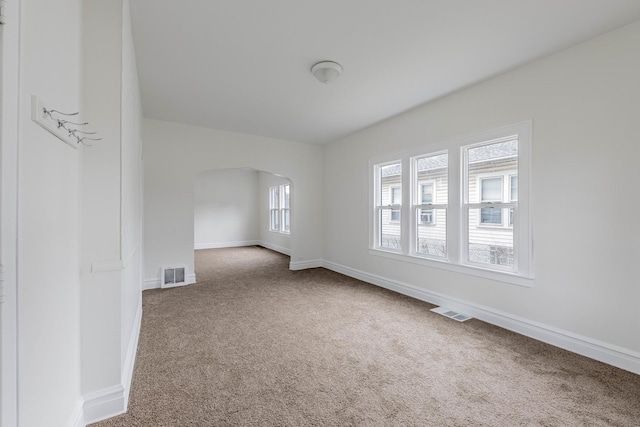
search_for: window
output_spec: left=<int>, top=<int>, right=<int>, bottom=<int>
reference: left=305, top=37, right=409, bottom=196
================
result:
left=269, top=186, right=279, bottom=231
left=413, top=152, right=447, bottom=258
left=281, top=184, right=290, bottom=233
left=269, top=184, right=290, bottom=234
left=374, top=162, right=402, bottom=251
left=371, top=121, right=532, bottom=285
left=465, top=140, right=518, bottom=269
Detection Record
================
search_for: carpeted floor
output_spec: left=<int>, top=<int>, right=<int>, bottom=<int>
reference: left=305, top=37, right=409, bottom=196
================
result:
left=92, top=246, right=640, bottom=426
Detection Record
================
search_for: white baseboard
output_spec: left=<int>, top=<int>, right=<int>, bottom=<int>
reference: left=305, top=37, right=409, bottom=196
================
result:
left=82, top=384, right=125, bottom=425
left=81, top=297, right=143, bottom=425
left=289, top=259, right=323, bottom=270
left=194, top=240, right=260, bottom=250
left=69, top=397, right=85, bottom=427
left=322, top=260, right=640, bottom=375
left=123, top=299, right=142, bottom=408
left=258, top=241, right=291, bottom=256
left=144, top=273, right=196, bottom=290
left=143, top=278, right=160, bottom=290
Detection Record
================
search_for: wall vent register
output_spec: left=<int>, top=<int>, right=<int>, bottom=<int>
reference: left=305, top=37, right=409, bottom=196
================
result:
left=161, top=266, right=187, bottom=289
left=431, top=306, right=473, bottom=322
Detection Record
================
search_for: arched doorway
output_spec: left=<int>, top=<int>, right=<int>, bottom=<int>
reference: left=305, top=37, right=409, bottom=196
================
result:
left=193, top=168, right=293, bottom=268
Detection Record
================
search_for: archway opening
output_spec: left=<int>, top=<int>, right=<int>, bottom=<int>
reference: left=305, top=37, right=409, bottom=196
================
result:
left=193, top=167, right=293, bottom=258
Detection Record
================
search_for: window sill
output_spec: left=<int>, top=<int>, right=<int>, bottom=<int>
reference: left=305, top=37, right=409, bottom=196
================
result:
left=369, top=248, right=533, bottom=287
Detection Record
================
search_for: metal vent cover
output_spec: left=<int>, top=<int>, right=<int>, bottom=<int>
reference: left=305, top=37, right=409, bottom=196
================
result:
left=431, top=306, right=473, bottom=322
left=161, top=266, right=187, bottom=289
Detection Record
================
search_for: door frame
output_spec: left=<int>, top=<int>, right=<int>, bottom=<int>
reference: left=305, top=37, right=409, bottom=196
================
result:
left=1, top=0, right=21, bottom=426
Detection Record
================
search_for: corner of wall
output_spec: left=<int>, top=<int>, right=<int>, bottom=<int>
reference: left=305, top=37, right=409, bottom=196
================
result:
left=82, top=297, right=142, bottom=424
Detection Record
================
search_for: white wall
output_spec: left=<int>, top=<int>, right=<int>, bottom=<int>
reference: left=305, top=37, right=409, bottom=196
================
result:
left=194, top=169, right=259, bottom=248
left=81, top=0, right=124, bottom=397
left=144, top=119, right=323, bottom=284
left=323, top=21, right=640, bottom=365
left=259, top=172, right=291, bottom=255
left=17, top=0, right=84, bottom=425
left=1, top=0, right=21, bottom=424
left=119, top=0, right=143, bottom=398
left=81, top=0, right=143, bottom=422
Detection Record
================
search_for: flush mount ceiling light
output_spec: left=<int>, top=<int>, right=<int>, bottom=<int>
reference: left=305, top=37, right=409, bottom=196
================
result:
left=311, top=61, right=343, bottom=84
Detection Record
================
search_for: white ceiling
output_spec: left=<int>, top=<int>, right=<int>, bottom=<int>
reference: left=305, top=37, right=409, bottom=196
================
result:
left=130, top=1, right=640, bottom=144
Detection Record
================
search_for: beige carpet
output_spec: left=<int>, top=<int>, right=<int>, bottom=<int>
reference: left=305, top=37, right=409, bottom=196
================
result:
left=92, top=246, right=640, bottom=426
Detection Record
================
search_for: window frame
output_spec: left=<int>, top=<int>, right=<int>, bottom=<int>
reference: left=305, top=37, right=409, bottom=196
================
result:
left=369, top=121, right=533, bottom=287
left=269, top=185, right=279, bottom=232
left=374, top=160, right=403, bottom=253
left=269, top=183, right=291, bottom=235
left=280, top=183, right=291, bottom=234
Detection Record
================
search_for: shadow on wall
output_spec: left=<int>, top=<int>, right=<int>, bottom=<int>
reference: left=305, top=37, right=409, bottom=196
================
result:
left=193, top=167, right=292, bottom=255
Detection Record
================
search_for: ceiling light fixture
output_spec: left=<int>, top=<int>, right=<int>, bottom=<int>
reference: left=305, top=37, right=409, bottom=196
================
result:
left=311, top=61, right=343, bottom=84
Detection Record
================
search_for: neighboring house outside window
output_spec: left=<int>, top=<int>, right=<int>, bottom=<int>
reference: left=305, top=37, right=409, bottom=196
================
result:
left=479, top=176, right=504, bottom=225
left=371, top=121, right=532, bottom=285
left=476, top=174, right=518, bottom=227
left=419, top=182, right=435, bottom=224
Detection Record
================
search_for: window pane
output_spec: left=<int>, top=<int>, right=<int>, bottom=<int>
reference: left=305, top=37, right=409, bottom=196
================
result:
left=379, top=163, right=401, bottom=207
left=270, top=209, right=279, bottom=231
left=416, top=153, right=447, bottom=204
left=282, top=184, right=290, bottom=208
left=468, top=208, right=513, bottom=268
left=416, top=209, right=446, bottom=257
left=467, top=140, right=517, bottom=203
left=380, top=208, right=401, bottom=251
left=510, top=176, right=518, bottom=202
left=270, top=187, right=279, bottom=209
left=282, top=209, right=290, bottom=232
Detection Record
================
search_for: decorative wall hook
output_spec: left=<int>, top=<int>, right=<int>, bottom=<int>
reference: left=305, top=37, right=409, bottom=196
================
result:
left=31, top=95, right=102, bottom=149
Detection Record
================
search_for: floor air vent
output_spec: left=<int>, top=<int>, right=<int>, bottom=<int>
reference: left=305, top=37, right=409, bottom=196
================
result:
left=161, top=266, right=187, bottom=289
left=430, top=306, right=473, bottom=322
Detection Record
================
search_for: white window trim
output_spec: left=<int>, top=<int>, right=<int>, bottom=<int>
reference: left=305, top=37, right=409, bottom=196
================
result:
left=369, top=121, right=533, bottom=287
